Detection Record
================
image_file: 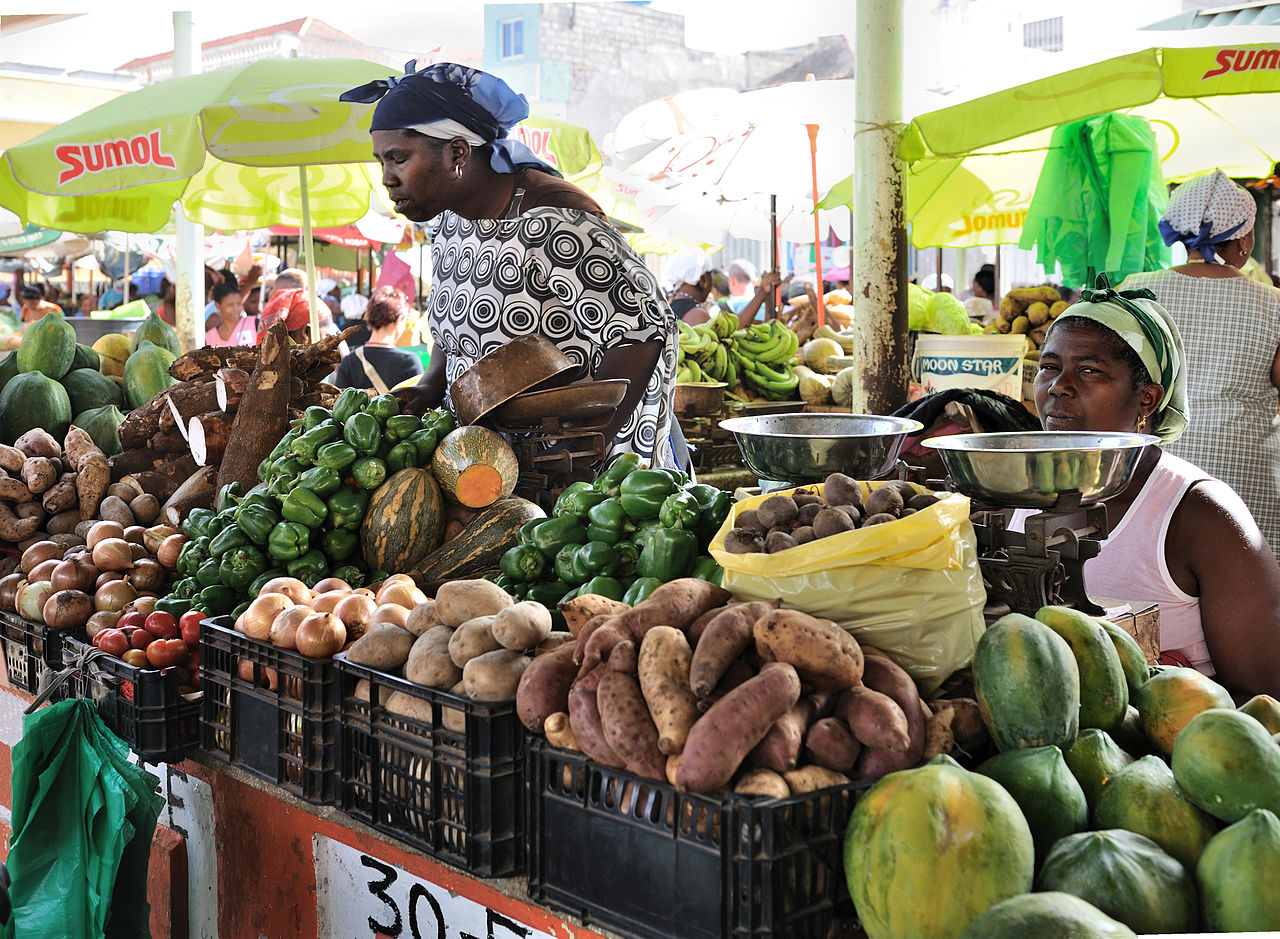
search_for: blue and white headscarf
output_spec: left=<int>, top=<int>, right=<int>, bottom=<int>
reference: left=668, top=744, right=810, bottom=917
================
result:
left=1158, top=169, right=1255, bottom=263
left=341, top=61, right=559, bottom=177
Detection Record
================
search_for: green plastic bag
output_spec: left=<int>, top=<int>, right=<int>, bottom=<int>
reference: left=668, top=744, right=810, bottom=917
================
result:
left=4, top=699, right=161, bottom=938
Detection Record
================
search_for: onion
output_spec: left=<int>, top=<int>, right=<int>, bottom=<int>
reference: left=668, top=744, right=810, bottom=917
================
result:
left=92, top=538, right=134, bottom=572
left=354, top=587, right=376, bottom=598
left=143, top=525, right=180, bottom=554
left=259, top=577, right=311, bottom=606
left=242, top=594, right=295, bottom=642
left=375, top=573, right=415, bottom=596
left=128, top=559, right=166, bottom=595
left=86, top=521, right=125, bottom=550
left=17, top=581, right=53, bottom=622
left=0, top=573, right=24, bottom=612
left=96, top=570, right=124, bottom=589
left=128, top=541, right=148, bottom=562
left=268, top=604, right=312, bottom=649
left=313, top=577, right=351, bottom=595
left=122, top=595, right=158, bottom=618
left=376, top=580, right=427, bottom=609
left=236, top=658, right=280, bottom=691
left=85, top=609, right=120, bottom=638
left=20, top=541, right=61, bottom=575
left=310, top=590, right=350, bottom=615
left=43, top=589, right=93, bottom=630
left=94, top=578, right=138, bottom=613
left=295, top=611, right=346, bottom=659
left=156, top=534, right=188, bottom=572
left=332, top=593, right=376, bottom=642
left=27, top=558, right=60, bottom=584
left=370, top=603, right=410, bottom=629
left=51, top=557, right=98, bottom=593
left=123, top=524, right=147, bottom=546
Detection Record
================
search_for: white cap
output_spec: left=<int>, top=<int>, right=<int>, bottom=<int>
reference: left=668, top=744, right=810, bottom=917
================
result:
left=921, top=272, right=954, bottom=291
left=666, top=249, right=713, bottom=287
left=340, top=293, right=369, bottom=320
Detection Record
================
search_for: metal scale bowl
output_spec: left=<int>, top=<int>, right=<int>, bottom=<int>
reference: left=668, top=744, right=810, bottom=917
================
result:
left=719, top=413, right=924, bottom=490
left=923, top=431, right=1158, bottom=615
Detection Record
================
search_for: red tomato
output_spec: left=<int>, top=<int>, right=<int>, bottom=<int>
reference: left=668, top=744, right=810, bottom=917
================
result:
left=145, top=638, right=189, bottom=669
left=184, top=650, right=200, bottom=674
left=129, top=628, right=152, bottom=651
left=179, top=610, right=203, bottom=646
left=118, top=610, right=147, bottom=632
left=121, top=649, right=150, bottom=668
left=144, top=611, right=180, bottom=640
left=94, top=628, right=129, bottom=657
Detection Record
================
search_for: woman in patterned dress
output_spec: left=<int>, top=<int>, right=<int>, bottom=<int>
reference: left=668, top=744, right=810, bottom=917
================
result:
left=1122, top=170, right=1280, bottom=560
left=343, top=63, right=683, bottom=469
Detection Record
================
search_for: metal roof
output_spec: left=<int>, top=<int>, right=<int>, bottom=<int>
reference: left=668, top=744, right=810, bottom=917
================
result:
left=1143, top=1, right=1280, bottom=29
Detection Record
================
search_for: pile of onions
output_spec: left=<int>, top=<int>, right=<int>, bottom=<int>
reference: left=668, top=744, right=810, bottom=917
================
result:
left=92, top=538, right=134, bottom=572
left=17, top=581, right=53, bottom=622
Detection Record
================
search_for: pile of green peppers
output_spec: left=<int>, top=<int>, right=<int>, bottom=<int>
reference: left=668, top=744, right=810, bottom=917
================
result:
left=163, top=390, right=454, bottom=619
left=492, top=453, right=729, bottom=607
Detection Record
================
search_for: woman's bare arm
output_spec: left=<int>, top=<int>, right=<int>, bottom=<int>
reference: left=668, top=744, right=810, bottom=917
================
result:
left=594, top=339, right=662, bottom=446
left=392, top=345, right=447, bottom=415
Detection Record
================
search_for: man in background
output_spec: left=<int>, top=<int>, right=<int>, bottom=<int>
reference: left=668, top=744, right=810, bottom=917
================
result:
left=727, top=259, right=759, bottom=314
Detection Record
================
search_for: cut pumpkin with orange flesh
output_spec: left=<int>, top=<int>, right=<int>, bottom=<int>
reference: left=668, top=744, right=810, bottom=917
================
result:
left=431, top=425, right=520, bottom=508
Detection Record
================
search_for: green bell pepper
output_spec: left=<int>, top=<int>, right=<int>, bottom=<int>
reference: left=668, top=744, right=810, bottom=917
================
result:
left=554, top=481, right=607, bottom=519
left=327, top=485, right=369, bottom=530
left=631, top=519, right=664, bottom=554
left=554, top=543, right=585, bottom=586
left=691, top=487, right=733, bottom=548
left=237, top=492, right=276, bottom=514
left=364, top=393, right=400, bottom=422
left=586, top=497, right=633, bottom=544
left=298, top=465, right=342, bottom=498
left=281, top=488, right=328, bottom=528
left=290, top=420, right=343, bottom=463
left=593, top=452, right=641, bottom=496
left=572, top=541, right=619, bottom=580
left=500, top=544, right=547, bottom=583
left=235, top=502, right=281, bottom=546
left=614, top=540, right=639, bottom=579
left=315, top=440, right=358, bottom=472
left=636, top=527, right=698, bottom=581
left=216, top=481, right=244, bottom=513
left=301, top=405, right=332, bottom=430
left=491, top=573, right=519, bottom=593
left=176, top=540, right=210, bottom=578
left=322, top=528, right=359, bottom=563
left=219, top=545, right=268, bottom=592
left=204, top=512, right=233, bottom=539
left=406, top=428, right=439, bottom=465
left=581, top=575, right=625, bottom=602
left=169, top=577, right=197, bottom=600
left=619, top=469, right=678, bottom=519
left=196, top=585, right=238, bottom=617
left=659, top=491, right=702, bottom=530
left=268, top=426, right=303, bottom=461
left=657, top=468, right=690, bottom=487
left=268, top=520, right=311, bottom=562
left=623, top=577, right=663, bottom=606
left=518, top=519, right=544, bottom=547
left=527, top=580, right=572, bottom=607
left=384, top=413, right=422, bottom=442
left=332, top=387, right=370, bottom=424
left=426, top=408, right=456, bottom=437
left=386, top=441, right=417, bottom=475
left=351, top=456, right=388, bottom=490
left=690, top=555, right=724, bottom=585
left=343, top=411, right=383, bottom=456
left=249, top=569, right=286, bottom=597
left=268, top=455, right=305, bottom=482
left=154, top=596, right=194, bottom=619
left=529, top=516, right=589, bottom=558
left=183, top=507, right=215, bottom=540
left=209, top=524, right=250, bottom=558
left=195, top=557, right=223, bottom=589
left=331, top=564, right=367, bottom=588
left=506, top=582, right=530, bottom=602
left=286, top=549, right=329, bottom=587
left=231, top=601, right=252, bottom=620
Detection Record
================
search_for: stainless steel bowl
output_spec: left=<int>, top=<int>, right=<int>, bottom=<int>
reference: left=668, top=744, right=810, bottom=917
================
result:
left=922, top=431, right=1159, bottom=507
left=719, top=413, right=924, bottom=483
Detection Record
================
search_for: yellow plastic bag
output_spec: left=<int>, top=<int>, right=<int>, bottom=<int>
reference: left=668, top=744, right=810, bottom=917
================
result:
left=709, top=481, right=987, bottom=696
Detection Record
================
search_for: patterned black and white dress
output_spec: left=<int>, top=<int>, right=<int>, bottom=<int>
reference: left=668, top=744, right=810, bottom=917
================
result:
left=428, top=206, right=681, bottom=468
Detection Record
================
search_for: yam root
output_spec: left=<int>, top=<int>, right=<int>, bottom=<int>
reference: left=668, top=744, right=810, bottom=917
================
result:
left=921, top=707, right=956, bottom=761
left=20, top=458, right=57, bottom=496
left=753, top=609, right=864, bottom=690
left=14, top=430, right=59, bottom=459
left=839, top=686, right=911, bottom=752
left=690, top=600, right=781, bottom=699
left=41, top=473, right=78, bottom=515
left=63, top=426, right=96, bottom=471
left=543, top=712, right=580, bottom=752
left=216, top=320, right=292, bottom=494
left=568, top=665, right=625, bottom=768
left=0, top=445, right=23, bottom=474
left=637, top=625, right=698, bottom=755
left=597, top=669, right=666, bottom=781
left=0, top=477, right=33, bottom=503
left=748, top=697, right=816, bottom=773
left=0, top=501, right=40, bottom=542
left=615, top=578, right=732, bottom=641
left=559, top=594, right=629, bottom=638
left=930, top=697, right=987, bottom=753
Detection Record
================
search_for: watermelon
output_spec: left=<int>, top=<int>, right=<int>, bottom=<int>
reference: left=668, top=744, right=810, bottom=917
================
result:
left=17, top=312, right=77, bottom=379
left=0, top=370, right=72, bottom=443
left=122, top=339, right=178, bottom=410
left=73, top=405, right=125, bottom=456
left=62, top=367, right=123, bottom=414
left=130, top=310, right=180, bottom=357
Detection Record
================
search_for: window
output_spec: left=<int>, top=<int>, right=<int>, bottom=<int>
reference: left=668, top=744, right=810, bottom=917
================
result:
left=1023, top=16, right=1063, bottom=52
left=500, top=18, right=524, bottom=59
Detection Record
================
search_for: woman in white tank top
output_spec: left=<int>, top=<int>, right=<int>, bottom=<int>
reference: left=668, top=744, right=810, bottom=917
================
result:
left=1029, top=276, right=1280, bottom=700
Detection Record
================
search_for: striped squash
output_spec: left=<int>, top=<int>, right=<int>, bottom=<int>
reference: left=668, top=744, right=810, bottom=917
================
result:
left=360, top=468, right=446, bottom=574
left=430, top=426, right=520, bottom=508
left=413, top=496, right=545, bottom=591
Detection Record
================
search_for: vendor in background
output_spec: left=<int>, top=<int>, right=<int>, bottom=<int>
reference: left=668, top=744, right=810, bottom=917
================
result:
left=343, top=61, right=684, bottom=469
left=333, top=286, right=422, bottom=393
left=19, top=285, right=61, bottom=322
left=256, top=288, right=314, bottom=345
left=75, top=293, right=95, bottom=316
left=1023, top=276, right=1280, bottom=699
left=964, top=263, right=996, bottom=324
left=671, top=250, right=784, bottom=328
left=204, top=282, right=257, bottom=347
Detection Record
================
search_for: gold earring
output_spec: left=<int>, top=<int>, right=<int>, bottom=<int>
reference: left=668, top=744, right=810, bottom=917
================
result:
left=454, top=163, right=464, bottom=179
left=1137, top=416, right=1147, bottom=431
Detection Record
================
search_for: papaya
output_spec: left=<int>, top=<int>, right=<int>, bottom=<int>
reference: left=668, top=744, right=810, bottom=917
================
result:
left=1035, top=829, right=1196, bottom=935
left=122, top=339, right=178, bottom=410
left=1195, top=808, right=1280, bottom=931
left=1171, top=707, right=1280, bottom=823
left=1096, top=618, right=1149, bottom=697
left=1107, top=705, right=1149, bottom=757
left=0, top=370, right=72, bottom=444
left=975, top=745, right=1087, bottom=868
left=1238, top=694, right=1280, bottom=735
left=1035, top=606, right=1127, bottom=730
left=844, top=754, right=1034, bottom=939
left=0, top=350, right=18, bottom=393
left=72, top=405, right=125, bottom=457
left=1063, top=728, right=1135, bottom=815
left=129, top=309, right=180, bottom=357
left=69, top=342, right=99, bottom=373
left=17, top=311, right=76, bottom=379
left=1093, top=754, right=1217, bottom=870
left=958, top=892, right=1136, bottom=939
left=61, top=367, right=123, bottom=414
left=972, top=613, right=1079, bottom=752
left=1132, top=666, right=1233, bottom=756
left=92, top=333, right=131, bottom=377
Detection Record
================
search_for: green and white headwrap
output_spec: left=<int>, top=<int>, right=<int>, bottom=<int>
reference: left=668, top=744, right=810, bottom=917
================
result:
left=1050, top=273, right=1189, bottom=443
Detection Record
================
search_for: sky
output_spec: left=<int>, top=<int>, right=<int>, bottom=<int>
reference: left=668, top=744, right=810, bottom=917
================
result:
left=0, top=1, right=855, bottom=74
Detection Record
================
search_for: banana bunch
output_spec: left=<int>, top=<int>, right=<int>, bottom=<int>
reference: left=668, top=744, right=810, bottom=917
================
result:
left=730, top=319, right=800, bottom=401
left=677, top=318, right=736, bottom=386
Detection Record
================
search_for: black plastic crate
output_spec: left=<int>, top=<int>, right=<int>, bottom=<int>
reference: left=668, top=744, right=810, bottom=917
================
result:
left=0, top=610, right=69, bottom=673
left=61, top=634, right=201, bottom=763
left=334, top=654, right=524, bottom=878
left=199, top=616, right=338, bottom=804
left=526, top=738, right=857, bottom=939
left=0, top=632, right=39, bottom=695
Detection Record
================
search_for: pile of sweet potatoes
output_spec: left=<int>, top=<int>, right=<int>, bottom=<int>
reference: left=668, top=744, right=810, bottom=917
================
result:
left=513, top=579, right=987, bottom=797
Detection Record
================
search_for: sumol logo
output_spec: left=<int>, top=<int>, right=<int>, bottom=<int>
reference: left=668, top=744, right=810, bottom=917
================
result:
left=1202, top=47, right=1280, bottom=80
left=55, top=130, right=176, bottom=185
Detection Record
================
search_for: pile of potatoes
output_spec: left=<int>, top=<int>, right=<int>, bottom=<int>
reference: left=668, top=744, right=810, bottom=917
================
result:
left=723, top=473, right=940, bottom=555
left=514, top=578, right=987, bottom=798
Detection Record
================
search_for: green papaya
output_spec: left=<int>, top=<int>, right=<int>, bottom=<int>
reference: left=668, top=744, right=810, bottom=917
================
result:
left=1196, top=808, right=1280, bottom=931
left=129, top=309, right=180, bottom=357
left=1171, top=707, right=1280, bottom=823
left=959, top=892, right=1135, bottom=939
left=972, top=613, right=1080, bottom=752
left=61, top=367, right=123, bottom=414
left=69, top=342, right=99, bottom=372
left=0, top=350, right=18, bottom=394
left=17, top=312, right=76, bottom=379
left=975, top=745, right=1088, bottom=868
left=122, top=339, right=177, bottom=410
left=1094, top=754, right=1218, bottom=871
left=0, top=370, right=72, bottom=443
left=1063, top=728, right=1135, bottom=814
left=72, top=405, right=125, bottom=456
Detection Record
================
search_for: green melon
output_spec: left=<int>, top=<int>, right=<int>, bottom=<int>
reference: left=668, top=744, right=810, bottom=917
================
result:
left=129, top=309, right=180, bottom=357
left=1063, top=728, right=1135, bottom=815
left=1094, top=754, right=1218, bottom=871
left=17, top=312, right=76, bottom=379
left=122, top=339, right=178, bottom=410
left=72, top=405, right=125, bottom=456
left=975, top=745, right=1088, bottom=868
left=0, top=370, right=72, bottom=443
left=958, top=892, right=1136, bottom=939
left=61, top=367, right=123, bottom=414
left=1196, top=808, right=1280, bottom=931
left=69, top=342, right=99, bottom=373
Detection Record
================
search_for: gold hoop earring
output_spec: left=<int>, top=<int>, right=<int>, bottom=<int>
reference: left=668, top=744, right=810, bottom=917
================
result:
left=1137, top=416, right=1147, bottom=431
left=454, top=163, right=464, bottom=180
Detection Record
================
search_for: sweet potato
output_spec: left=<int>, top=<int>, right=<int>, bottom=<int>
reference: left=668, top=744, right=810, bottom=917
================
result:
left=808, top=690, right=839, bottom=719
left=607, top=639, right=637, bottom=674
left=576, top=618, right=631, bottom=673
left=462, top=648, right=530, bottom=702
left=568, top=665, right=625, bottom=768
left=615, top=578, right=732, bottom=641
left=676, top=662, right=802, bottom=793
left=448, top=615, right=501, bottom=667
left=403, top=625, right=461, bottom=689
left=929, top=697, right=988, bottom=752
left=492, top=599, right=552, bottom=651
left=839, top=686, right=911, bottom=752
left=922, top=707, right=956, bottom=760
left=597, top=669, right=666, bottom=780
left=516, top=643, right=578, bottom=732
left=434, top=579, right=514, bottom=627
left=536, top=631, right=574, bottom=653
left=637, top=626, right=698, bottom=754
left=734, top=768, right=791, bottom=799
left=345, top=623, right=415, bottom=670
left=559, top=594, right=628, bottom=637
left=862, top=654, right=925, bottom=765
left=20, top=458, right=57, bottom=496
left=0, top=502, right=39, bottom=542
left=783, top=765, right=849, bottom=795
left=804, top=717, right=862, bottom=772
left=690, top=600, right=781, bottom=698
left=686, top=604, right=729, bottom=646
left=748, top=697, right=816, bottom=772
left=710, top=660, right=757, bottom=701
left=543, top=711, right=580, bottom=751
left=571, top=612, right=621, bottom=666
left=753, top=609, right=863, bottom=690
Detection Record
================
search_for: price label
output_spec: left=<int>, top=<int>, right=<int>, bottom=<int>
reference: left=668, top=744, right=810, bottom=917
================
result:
left=314, top=836, right=557, bottom=939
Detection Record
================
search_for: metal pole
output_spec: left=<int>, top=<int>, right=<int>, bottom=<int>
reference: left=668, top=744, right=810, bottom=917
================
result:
left=851, top=0, right=906, bottom=414
left=768, top=194, right=778, bottom=320
left=172, top=11, right=204, bottom=351
left=299, top=166, right=320, bottom=341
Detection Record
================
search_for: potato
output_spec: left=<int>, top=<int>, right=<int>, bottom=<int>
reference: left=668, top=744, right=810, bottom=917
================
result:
left=385, top=690, right=434, bottom=724
left=129, top=492, right=160, bottom=525
left=686, top=604, right=729, bottom=646
left=345, top=623, right=415, bottom=670
left=45, top=509, right=81, bottom=535
left=492, top=600, right=553, bottom=651
left=558, top=594, right=628, bottom=637
left=448, top=615, right=501, bottom=667
left=434, top=579, right=514, bottom=627
left=637, top=626, right=699, bottom=755
left=922, top=707, right=956, bottom=760
left=929, top=697, right=987, bottom=751
left=783, top=765, right=849, bottom=794
left=515, top=643, right=577, bottom=732
left=543, top=711, right=580, bottom=751
left=461, top=648, right=530, bottom=702
left=442, top=682, right=467, bottom=732
left=733, top=768, right=791, bottom=799
left=753, top=609, right=864, bottom=690
left=403, top=625, right=461, bottom=689
left=404, top=599, right=443, bottom=637
left=107, top=481, right=141, bottom=502
left=96, top=494, right=135, bottom=528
